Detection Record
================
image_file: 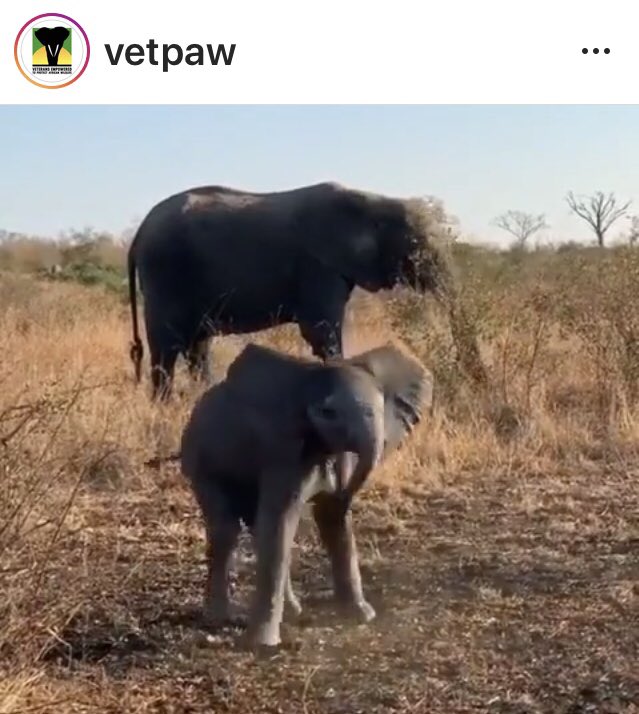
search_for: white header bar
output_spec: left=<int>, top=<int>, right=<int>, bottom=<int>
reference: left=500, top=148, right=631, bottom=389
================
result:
left=1, top=0, right=637, bottom=103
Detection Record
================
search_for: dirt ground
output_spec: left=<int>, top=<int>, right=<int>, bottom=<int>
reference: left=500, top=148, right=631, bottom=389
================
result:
left=26, top=461, right=638, bottom=714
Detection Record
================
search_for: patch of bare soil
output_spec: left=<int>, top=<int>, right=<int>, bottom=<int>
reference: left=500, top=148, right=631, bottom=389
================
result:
left=22, top=464, right=638, bottom=714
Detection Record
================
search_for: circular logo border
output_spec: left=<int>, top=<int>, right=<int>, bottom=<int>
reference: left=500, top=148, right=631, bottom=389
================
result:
left=14, top=13, right=90, bottom=89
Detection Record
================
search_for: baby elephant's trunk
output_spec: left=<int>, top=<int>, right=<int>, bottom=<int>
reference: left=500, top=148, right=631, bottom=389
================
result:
left=338, top=399, right=384, bottom=511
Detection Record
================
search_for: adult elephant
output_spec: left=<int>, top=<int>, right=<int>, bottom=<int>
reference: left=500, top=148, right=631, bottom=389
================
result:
left=128, top=181, right=481, bottom=399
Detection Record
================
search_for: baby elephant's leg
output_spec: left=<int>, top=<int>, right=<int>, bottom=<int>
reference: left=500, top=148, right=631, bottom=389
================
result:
left=312, top=494, right=376, bottom=623
left=284, top=567, right=303, bottom=617
left=247, top=483, right=304, bottom=648
left=203, top=513, right=241, bottom=624
left=249, top=527, right=302, bottom=618
left=193, top=481, right=242, bottom=625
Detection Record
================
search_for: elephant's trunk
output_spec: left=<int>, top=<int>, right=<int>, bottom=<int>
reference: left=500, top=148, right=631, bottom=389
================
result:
left=307, top=389, right=385, bottom=512
left=339, top=400, right=384, bottom=510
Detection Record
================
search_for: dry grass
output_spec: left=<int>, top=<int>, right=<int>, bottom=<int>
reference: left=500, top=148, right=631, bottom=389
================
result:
left=1, top=251, right=638, bottom=713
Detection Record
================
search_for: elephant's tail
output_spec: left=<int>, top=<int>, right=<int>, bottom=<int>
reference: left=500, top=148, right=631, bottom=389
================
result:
left=144, top=452, right=181, bottom=469
left=128, top=245, right=143, bottom=383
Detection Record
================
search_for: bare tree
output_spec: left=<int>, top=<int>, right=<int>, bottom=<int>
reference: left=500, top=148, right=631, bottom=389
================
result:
left=565, top=191, right=631, bottom=247
left=494, top=210, right=548, bottom=248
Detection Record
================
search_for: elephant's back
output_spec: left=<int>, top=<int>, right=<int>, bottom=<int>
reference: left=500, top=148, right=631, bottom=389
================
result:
left=179, top=381, right=279, bottom=486
left=130, top=185, right=301, bottom=316
left=225, top=344, right=316, bottom=406
left=129, top=180, right=341, bottom=255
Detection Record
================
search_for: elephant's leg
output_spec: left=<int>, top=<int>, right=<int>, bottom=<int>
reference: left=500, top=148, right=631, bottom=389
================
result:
left=186, top=337, right=212, bottom=383
left=297, top=270, right=351, bottom=360
left=312, top=495, right=376, bottom=623
left=203, top=513, right=241, bottom=625
left=144, top=310, right=181, bottom=401
left=284, top=569, right=302, bottom=617
left=299, top=316, right=344, bottom=361
left=149, top=346, right=180, bottom=401
left=149, top=347, right=180, bottom=400
left=248, top=526, right=302, bottom=618
left=194, top=483, right=242, bottom=624
left=247, top=485, right=303, bottom=647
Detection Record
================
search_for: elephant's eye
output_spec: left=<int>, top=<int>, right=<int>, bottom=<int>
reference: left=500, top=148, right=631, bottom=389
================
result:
left=361, top=405, right=375, bottom=420
left=319, top=404, right=338, bottom=419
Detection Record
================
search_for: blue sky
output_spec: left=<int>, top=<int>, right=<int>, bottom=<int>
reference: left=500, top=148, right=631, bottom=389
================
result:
left=1, top=105, right=637, bottom=245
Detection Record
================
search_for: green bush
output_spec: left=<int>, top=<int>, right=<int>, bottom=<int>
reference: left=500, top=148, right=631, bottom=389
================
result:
left=53, top=261, right=126, bottom=295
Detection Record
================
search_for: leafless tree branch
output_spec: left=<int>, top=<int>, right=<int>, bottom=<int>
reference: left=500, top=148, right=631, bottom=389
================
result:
left=494, top=210, right=548, bottom=248
left=566, top=191, right=631, bottom=247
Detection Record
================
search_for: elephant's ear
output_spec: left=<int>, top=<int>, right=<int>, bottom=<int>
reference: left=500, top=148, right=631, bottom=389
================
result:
left=349, top=343, right=433, bottom=453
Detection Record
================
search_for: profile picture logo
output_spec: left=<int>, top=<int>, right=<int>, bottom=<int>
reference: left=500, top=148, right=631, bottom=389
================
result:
left=14, top=13, right=90, bottom=88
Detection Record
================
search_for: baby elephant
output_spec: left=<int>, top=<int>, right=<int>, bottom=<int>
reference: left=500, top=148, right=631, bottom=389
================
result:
left=177, top=342, right=432, bottom=648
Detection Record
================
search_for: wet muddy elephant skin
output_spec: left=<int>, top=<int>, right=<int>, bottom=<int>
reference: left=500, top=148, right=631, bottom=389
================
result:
left=176, top=342, right=433, bottom=648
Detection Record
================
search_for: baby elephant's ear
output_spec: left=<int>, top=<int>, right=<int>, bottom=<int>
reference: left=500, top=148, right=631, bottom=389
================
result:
left=348, top=343, right=433, bottom=453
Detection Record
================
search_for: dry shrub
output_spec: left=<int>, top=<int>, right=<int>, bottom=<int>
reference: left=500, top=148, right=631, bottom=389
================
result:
left=0, top=238, right=60, bottom=273
left=402, top=196, right=490, bottom=389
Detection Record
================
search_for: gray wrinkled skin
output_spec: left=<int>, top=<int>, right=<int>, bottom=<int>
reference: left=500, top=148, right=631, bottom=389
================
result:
left=177, top=342, right=432, bottom=649
left=127, top=181, right=445, bottom=399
